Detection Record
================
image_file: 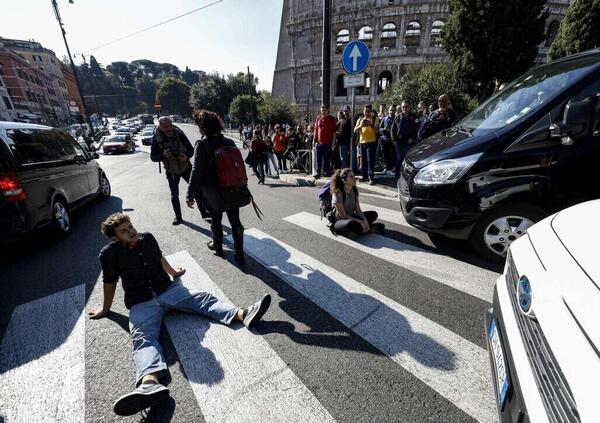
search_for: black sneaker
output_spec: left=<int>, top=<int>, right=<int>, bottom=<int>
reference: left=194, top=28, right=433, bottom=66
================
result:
left=371, top=222, right=386, bottom=233
left=113, top=383, right=170, bottom=416
left=243, top=294, right=271, bottom=328
left=172, top=217, right=182, bottom=225
left=207, top=240, right=224, bottom=257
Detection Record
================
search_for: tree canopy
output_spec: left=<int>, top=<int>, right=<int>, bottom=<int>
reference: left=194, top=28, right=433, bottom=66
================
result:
left=548, top=0, right=600, bottom=60
left=155, top=77, right=191, bottom=116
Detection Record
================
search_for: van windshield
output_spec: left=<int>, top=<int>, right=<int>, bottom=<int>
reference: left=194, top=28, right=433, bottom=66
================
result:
left=461, top=55, right=599, bottom=134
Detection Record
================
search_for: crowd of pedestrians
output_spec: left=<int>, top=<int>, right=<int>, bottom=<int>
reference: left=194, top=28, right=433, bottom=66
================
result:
left=239, top=93, right=458, bottom=186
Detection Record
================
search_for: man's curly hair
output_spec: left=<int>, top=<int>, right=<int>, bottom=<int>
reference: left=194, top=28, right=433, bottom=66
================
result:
left=193, top=109, right=224, bottom=135
left=101, top=213, right=131, bottom=238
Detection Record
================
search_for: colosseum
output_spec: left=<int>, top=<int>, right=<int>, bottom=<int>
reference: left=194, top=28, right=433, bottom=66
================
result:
left=272, top=0, right=571, bottom=116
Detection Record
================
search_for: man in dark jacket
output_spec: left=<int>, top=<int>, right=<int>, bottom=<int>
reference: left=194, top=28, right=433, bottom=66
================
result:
left=150, top=116, right=209, bottom=225
left=417, top=94, right=458, bottom=142
left=186, top=110, right=247, bottom=264
left=391, top=100, right=418, bottom=175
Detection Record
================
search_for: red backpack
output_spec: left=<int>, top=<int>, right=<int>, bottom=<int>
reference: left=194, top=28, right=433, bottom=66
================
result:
left=214, top=145, right=248, bottom=189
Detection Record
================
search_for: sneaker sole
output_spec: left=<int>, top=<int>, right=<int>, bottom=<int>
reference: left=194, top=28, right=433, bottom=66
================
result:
left=113, top=386, right=170, bottom=416
left=245, top=294, right=271, bottom=328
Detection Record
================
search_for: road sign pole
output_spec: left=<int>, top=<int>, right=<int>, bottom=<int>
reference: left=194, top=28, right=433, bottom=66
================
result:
left=350, top=86, right=356, bottom=172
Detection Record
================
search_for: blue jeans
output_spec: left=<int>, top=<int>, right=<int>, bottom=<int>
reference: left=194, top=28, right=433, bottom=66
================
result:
left=360, top=142, right=377, bottom=180
left=395, top=141, right=412, bottom=172
left=128, top=282, right=239, bottom=386
left=339, top=144, right=350, bottom=169
left=316, top=143, right=332, bottom=176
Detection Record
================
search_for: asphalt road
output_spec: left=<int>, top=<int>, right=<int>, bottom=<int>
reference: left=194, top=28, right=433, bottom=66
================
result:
left=0, top=123, right=504, bottom=423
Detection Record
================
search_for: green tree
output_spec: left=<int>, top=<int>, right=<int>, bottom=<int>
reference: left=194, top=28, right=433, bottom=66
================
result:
left=383, top=64, right=477, bottom=118
left=189, top=73, right=233, bottom=117
left=106, top=61, right=134, bottom=86
left=182, top=66, right=200, bottom=85
left=443, top=0, right=547, bottom=98
left=230, top=95, right=259, bottom=125
left=227, top=72, right=258, bottom=99
left=257, top=94, right=296, bottom=126
left=155, top=77, right=191, bottom=116
left=548, top=0, right=600, bottom=60
left=135, top=76, right=157, bottom=108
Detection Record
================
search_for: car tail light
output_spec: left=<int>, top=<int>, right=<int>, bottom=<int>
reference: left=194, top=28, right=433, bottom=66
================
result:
left=0, top=171, right=27, bottom=201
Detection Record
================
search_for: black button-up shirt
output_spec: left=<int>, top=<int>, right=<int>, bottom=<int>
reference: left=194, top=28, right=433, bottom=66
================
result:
left=99, top=232, right=173, bottom=309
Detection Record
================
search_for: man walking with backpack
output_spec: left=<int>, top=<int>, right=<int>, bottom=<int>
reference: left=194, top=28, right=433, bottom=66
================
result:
left=186, top=110, right=252, bottom=265
left=151, top=116, right=209, bottom=225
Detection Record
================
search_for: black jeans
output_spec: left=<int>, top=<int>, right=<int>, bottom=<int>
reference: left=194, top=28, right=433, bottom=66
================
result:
left=210, top=208, right=243, bottom=237
left=316, top=143, right=332, bottom=176
left=252, top=156, right=267, bottom=182
left=275, top=151, right=287, bottom=170
left=333, top=210, right=378, bottom=235
left=166, top=167, right=209, bottom=219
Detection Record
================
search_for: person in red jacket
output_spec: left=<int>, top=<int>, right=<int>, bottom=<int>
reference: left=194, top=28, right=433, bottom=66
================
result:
left=272, top=125, right=288, bottom=172
left=249, top=129, right=268, bottom=184
left=313, top=104, right=337, bottom=178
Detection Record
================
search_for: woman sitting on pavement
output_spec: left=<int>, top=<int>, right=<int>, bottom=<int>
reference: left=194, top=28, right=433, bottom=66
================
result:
left=330, top=168, right=384, bottom=238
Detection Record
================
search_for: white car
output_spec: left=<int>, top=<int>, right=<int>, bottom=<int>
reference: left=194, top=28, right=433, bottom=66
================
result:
left=486, top=199, right=600, bottom=422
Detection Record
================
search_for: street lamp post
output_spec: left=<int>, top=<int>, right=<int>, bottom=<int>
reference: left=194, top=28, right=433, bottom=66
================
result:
left=51, top=0, right=94, bottom=138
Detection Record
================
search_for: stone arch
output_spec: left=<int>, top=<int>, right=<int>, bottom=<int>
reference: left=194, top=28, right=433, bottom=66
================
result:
left=336, top=74, right=348, bottom=97
left=336, top=29, right=350, bottom=54
left=405, top=20, right=421, bottom=48
left=357, top=72, right=370, bottom=96
left=430, top=19, right=445, bottom=47
left=380, top=22, right=397, bottom=49
left=358, top=26, right=374, bottom=44
left=378, top=71, right=393, bottom=95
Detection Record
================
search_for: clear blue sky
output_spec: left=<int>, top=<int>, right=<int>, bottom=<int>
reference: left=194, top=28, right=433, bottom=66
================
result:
left=0, top=0, right=283, bottom=90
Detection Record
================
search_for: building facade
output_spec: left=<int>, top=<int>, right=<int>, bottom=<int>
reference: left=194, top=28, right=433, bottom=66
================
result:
left=0, top=37, right=71, bottom=124
left=272, top=0, right=570, bottom=115
left=0, top=71, right=14, bottom=121
left=60, top=62, right=85, bottom=116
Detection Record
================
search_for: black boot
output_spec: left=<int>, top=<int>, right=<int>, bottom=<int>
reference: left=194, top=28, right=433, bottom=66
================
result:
left=172, top=198, right=182, bottom=225
left=208, top=224, right=224, bottom=257
left=232, top=227, right=245, bottom=265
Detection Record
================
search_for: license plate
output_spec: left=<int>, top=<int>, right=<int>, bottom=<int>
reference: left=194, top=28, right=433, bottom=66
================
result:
left=489, top=318, right=510, bottom=408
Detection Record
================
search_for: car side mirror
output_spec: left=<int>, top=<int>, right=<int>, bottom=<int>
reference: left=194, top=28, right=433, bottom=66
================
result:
left=562, top=98, right=594, bottom=137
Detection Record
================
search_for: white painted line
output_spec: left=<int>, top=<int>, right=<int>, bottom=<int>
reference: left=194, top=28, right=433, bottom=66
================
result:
left=360, top=202, right=410, bottom=228
left=164, top=251, right=334, bottom=423
left=283, top=212, right=497, bottom=303
left=360, top=192, right=399, bottom=202
left=239, top=229, right=496, bottom=423
left=0, top=284, right=85, bottom=423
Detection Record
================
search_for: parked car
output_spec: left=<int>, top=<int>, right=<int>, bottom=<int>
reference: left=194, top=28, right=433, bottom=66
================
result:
left=0, top=122, right=111, bottom=238
left=485, top=199, right=600, bottom=422
left=102, top=135, right=135, bottom=154
left=139, top=129, right=155, bottom=145
left=398, top=48, right=600, bottom=262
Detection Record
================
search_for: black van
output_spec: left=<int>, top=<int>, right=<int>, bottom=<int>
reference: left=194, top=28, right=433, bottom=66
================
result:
left=0, top=122, right=111, bottom=238
left=398, top=49, right=600, bottom=262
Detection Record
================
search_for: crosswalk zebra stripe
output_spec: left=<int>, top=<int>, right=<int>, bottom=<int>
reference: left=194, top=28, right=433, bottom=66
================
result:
left=239, top=229, right=496, bottom=423
left=284, top=212, right=497, bottom=303
left=0, top=284, right=85, bottom=423
left=359, top=192, right=399, bottom=202
left=359, top=202, right=410, bottom=227
left=164, top=251, right=335, bottom=423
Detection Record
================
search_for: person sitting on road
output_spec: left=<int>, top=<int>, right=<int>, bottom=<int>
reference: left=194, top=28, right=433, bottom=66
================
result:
left=329, top=168, right=384, bottom=238
left=89, top=213, right=271, bottom=417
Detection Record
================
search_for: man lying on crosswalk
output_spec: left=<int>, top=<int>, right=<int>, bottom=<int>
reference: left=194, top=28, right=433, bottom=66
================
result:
left=88, top=212, right=272, bottom=416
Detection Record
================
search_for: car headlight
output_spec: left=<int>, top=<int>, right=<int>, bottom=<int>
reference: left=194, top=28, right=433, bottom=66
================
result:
left=413, top=153, right=482, bottom=185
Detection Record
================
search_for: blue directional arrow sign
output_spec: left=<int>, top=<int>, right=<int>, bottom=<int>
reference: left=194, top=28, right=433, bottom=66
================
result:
left=342, top=41, right=370, bottom=74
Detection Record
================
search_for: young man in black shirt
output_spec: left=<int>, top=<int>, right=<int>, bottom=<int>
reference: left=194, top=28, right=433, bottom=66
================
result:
left=89, top=213, right=271, bottom=416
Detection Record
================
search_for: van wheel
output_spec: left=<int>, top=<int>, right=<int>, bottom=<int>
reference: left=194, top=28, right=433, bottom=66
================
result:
left=470, top=203, right=547, bottom=263
left=52, top=197, right=71, bottom=235
left=100, top=173, right=111, bottom=198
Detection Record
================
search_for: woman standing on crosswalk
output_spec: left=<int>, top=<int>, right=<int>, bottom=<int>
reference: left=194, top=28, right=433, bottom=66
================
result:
left=330, top=168, right=384, bottom=238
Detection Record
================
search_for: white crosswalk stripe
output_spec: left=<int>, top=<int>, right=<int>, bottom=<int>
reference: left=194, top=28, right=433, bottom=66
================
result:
left=237, top=228, right=496, bottom=423
left=360, top=202, right=410, bottom=227
left=0, top=284, right=86, bottom=423
left=163, top=251, right=335, bottom=423
left=284, top=211, right=498, bottom=303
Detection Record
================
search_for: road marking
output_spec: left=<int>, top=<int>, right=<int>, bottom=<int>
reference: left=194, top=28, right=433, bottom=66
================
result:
left=283, top=212, right=497, bottom=303
left=0, top=284, right=85, bottom=423
left=360, top=202, right=410, bottom=227
left=164, top=251, right=335, bottom=423
left=239, top=229, right=496, bottom=423
left=359, top=192, right=399, bottom=202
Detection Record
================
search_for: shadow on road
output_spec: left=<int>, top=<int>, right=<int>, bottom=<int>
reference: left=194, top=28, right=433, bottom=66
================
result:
left=243, top=234, right=456, bottom=371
